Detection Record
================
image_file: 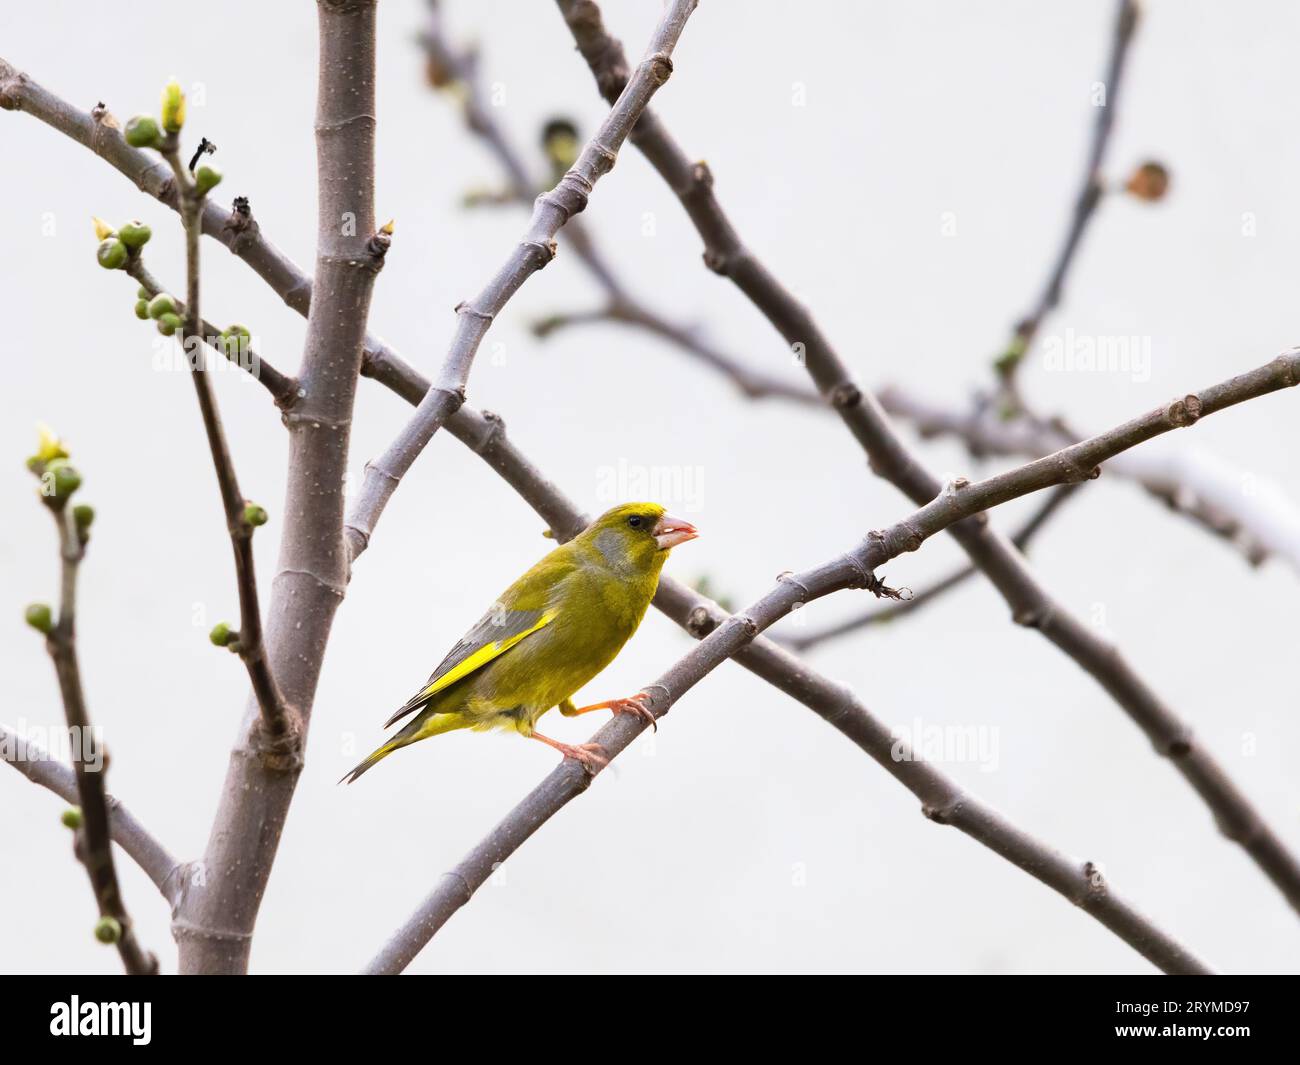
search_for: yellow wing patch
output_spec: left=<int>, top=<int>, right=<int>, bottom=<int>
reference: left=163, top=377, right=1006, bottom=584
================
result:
left=413, top=609, right=555, bottom=705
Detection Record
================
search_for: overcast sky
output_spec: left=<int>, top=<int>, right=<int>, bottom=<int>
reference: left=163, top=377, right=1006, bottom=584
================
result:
left=3, top=0, right=1299, bottom=974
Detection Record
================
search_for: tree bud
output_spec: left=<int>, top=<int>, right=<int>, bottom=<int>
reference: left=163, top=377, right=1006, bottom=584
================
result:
left=124, top=114, right=163, bottom=148
left=96, top=238, right=128, bottom=270
left=161, top=79, right=185, bottom=133
left=25, top=603, right=54, bottom=634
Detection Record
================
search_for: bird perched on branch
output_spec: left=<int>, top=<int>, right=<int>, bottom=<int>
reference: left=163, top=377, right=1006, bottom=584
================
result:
left=342, top=503, right=698, bottom=782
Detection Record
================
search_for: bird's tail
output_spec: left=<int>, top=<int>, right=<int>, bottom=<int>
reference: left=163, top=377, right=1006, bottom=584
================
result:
left=338, top=712, right=464, bottom=785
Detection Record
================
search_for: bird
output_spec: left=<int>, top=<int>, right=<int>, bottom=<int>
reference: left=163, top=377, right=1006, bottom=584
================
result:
left=341, top=502, right=698, bottom=783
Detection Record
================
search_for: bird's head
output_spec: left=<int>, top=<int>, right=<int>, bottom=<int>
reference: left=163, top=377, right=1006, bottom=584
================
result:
left=582, top=502, right=699, bottom=573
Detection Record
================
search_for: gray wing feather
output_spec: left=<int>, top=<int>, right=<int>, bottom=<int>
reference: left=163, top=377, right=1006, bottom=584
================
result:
left=381, top=604, right=549, bottom=728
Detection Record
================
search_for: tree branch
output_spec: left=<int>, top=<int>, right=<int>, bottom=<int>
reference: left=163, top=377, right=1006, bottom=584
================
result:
left=127, top=263, right=298, bottom=408
left=29, top=483, right=156, bottom=974
left=880, top=385, right=1300, bottom=572
left=418, top=1, right=820, bottom=408
left=173, top=0, right=383, bottom=975
left=555, top=0, right=1300, bottom=916
left=342, top=0, right=698, bottom=563
left=137, top=148, right=288, bottom=741
left=994, top=0, right=1140, bottom=397
left=782, top=484, right=1080, bottom=651
left=1, top=722, right=182, bottom=906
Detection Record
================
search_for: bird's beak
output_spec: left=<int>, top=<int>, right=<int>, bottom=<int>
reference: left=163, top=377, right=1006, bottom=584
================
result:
left=653, top=513, right=698, bottom=551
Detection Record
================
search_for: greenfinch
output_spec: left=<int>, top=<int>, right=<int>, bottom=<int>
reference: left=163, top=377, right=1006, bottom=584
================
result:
left=342, top=503, right=698, bottom=782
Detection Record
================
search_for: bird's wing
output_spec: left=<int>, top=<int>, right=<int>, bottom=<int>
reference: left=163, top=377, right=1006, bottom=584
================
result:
left=382, top=603, right=557, bottom=728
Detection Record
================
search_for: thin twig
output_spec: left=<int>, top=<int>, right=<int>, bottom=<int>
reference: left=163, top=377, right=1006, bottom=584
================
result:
left=880, top=385, right=1300, bottom=571
left=127, top=263, right=298, bottom=408
left=342, top=0, right=698, bottom=563
left=783, top=484, right=1080, bottom=651
left=155, top=145, right=288, bottom=740
left=554, top=0, right=1300, bottom=916
left=995, top=0, right=1140, bottom=400
left=419, top=1, right=820, bottom=408
left=0, top=722, right=182, bottom=905
left=36, top=499, right=156, bottom=974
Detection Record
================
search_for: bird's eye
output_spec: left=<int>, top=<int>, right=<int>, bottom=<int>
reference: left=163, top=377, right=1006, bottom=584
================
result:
left=627, top=515, right=643, bottom=529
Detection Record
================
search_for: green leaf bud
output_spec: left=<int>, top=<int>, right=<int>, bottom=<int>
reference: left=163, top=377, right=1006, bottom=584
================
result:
left=117, top=220, right=152, bottom=250
left=94, top=916, right=122, bottom=944
left=45, top=459, right=82, bottom=502
left=147, top=293, right=177, bottom=319
left=25, top=603, right=54, bottom=634
left=194, top=163, right=223, bottom=197
left=124, top=114, right=162, bottom=148
left=160, top=80, right=185, bottom=133
left=96, top=238, right=128, bottom=271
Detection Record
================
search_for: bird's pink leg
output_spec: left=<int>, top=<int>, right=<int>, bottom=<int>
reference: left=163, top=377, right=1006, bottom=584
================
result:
left=568, top=693, right=657, bottom=731
left=529, top=730, right=609, bottom=771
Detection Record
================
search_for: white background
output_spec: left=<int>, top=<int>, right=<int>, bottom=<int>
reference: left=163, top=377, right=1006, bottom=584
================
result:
left=2, top=0, right=1298, bottom=974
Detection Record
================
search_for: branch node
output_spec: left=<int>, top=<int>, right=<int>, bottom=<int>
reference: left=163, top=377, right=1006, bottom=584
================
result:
left=1082, top=861, right=1109, bottom=900
left=776, top=570, right=812, bottom=597
left=455, top=300, right=494, bottom=323
left=644, top=52, right=674, bottom=85
left=1167, top=393, right=1203, bottom=427
left=701, top=248, right=733, bottom=276
left=865, top=572, right=911, bottom=601
left=0, top=68, right=27, bottom=110
left=922, top=799, right=961, bottom=824
left=250, top=708, right=306, bottom=773
left=830, top=381, right=862, bottom=410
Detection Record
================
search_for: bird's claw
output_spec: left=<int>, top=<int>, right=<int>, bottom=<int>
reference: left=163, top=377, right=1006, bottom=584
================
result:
left=565, top=742, right=609, bottom=772
left=611, top=694, right=658, bottom=732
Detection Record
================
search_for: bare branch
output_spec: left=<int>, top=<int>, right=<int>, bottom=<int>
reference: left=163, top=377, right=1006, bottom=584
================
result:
left=128, top=150, right=288, bottom=742
left=881, top=386, right=1300, bottom=572
left=173, top=0, right=383, bottom=976
left=418, top=2, right=820, bottom=408
left=342, top=0, right=698, bottom=563
left=1, top=722, right=182, bottom=905
left=555, top=0, right=1300, bottom=915
left=27, top=484, right=157, bottom=974
left=783, top=484, right=1080, bottom=651
left=995, top=0, right=1140, bottom=396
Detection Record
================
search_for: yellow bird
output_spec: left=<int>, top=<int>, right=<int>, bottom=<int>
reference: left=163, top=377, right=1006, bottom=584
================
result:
left=342, top=503, right=698, bottom=782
